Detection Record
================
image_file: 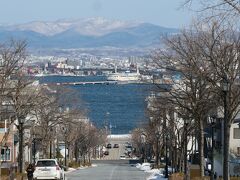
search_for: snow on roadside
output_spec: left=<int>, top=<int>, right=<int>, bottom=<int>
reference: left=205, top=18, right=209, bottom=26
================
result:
left=66, top=167, right=75, bottom=173
left=66, top=164, right=98, bottom=173
left=136, top=163, right=167, bottom=180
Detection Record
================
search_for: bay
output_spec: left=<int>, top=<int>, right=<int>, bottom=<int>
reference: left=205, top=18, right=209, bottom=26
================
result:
left=38, top=76, right=153, bottom=134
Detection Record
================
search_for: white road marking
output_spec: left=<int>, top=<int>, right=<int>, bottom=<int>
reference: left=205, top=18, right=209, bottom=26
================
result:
left=109, top=165, right=117, bottom=180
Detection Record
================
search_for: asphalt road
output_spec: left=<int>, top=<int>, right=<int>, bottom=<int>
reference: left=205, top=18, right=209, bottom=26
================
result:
left=65, top=161, right=149, bottom=180
left=103, top=135, right=132, bottom=160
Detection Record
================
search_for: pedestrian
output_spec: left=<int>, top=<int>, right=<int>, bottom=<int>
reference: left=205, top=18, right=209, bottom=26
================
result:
left=26, top=163, right=35, bottom=180
left=214, top=172, right=217, bottom=179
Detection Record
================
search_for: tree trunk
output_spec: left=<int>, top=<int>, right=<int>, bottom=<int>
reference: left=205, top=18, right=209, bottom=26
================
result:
left=223, top=90, right=230, bottom=180
left=83, top=154, right=86, bottom=164
left=88, top=151, right=91, bottom=164
left=156, top=140, right=159, bottom=166
left=223, top=122, right=230, bottom=180
left=199, top=119, right=205, bottom=177
left=184, top=122, right=190, bottom=180
left=18, top=123, right=23, bottom=173
left=74, top=142, right=78, bottom=163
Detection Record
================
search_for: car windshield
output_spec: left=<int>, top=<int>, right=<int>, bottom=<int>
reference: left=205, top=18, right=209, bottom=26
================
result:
left=36, top=160, right=56, bottom=167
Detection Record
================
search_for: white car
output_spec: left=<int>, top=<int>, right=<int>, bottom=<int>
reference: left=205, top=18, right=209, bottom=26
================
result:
left=33, top=159, right=65, bottom=180
left=120, top=155, right=126, bottom=159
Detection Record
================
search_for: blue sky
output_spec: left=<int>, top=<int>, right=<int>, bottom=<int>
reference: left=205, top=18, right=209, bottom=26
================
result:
left=0, top=0, right=194, bottom=28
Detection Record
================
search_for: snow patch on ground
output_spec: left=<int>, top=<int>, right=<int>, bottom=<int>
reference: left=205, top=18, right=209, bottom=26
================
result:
left=136, top=163, right=167, bottom=180
left=66, top=164, right=97, bottom=173
left=107, top=134, right=131, bottom=139
left=65, top=167, right=75, bottom=173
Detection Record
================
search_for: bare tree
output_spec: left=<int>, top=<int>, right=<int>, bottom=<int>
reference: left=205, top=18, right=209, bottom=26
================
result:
left=0, top=40, right=27, bottom=121
left=0, top=40, right=43, bottom=174
left=152, top=21, right=225, bottom=177
left=185, top=0, right=240, bottom=13
left=0, top=40, right=29, bottom=176
left=153, top=20, right=240, bottom=179
left=32, top=88, right=63, bottom=158
left=194, top=22, right=240, bottom=180
left=184, top=0, right=240, bottom=22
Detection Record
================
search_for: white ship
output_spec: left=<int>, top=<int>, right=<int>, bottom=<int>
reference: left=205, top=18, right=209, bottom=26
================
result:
left=107, top=66, right=140, bottom=82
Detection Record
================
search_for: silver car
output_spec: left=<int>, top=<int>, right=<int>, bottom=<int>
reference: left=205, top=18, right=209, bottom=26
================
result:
left=33, top=159, right=65, bottom=180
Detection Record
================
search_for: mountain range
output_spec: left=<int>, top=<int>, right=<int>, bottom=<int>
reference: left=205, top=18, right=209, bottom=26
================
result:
left=0, top=17, right=179, bottom=49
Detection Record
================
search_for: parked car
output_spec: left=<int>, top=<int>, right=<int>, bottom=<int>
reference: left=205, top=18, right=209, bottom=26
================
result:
left=113, top=144, right=119, bottom=148
left=104, top=151, right=109, bottom=155
left=33, top=159, right=65, bottom=180
left=106, top=143, right=112, bottom=148
left=125, top=145, right=132, bottom=153
left=120, top=155, right=126, bottom=159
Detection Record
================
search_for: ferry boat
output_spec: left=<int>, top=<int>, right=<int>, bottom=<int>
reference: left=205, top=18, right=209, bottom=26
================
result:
left=107, top=67, right=140, bottom=82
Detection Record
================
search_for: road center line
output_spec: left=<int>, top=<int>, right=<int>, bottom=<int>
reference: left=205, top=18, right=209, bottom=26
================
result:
left=109, top=165, right=117, bottom=180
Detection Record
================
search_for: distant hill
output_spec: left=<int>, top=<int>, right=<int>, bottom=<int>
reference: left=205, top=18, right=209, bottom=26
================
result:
left=0, top=17, right=179, bottom=48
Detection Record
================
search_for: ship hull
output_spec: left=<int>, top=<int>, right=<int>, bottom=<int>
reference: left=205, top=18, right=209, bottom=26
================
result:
left=107, top=73, right=140, bottom=81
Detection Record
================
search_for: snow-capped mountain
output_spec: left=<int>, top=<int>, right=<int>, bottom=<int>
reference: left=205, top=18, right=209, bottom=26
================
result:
left=5, top=17, right=142, bottom=36
left=0, top=17, right=179, bottom=48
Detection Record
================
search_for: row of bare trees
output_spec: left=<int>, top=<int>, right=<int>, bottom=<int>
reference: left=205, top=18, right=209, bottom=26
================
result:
left=132, top=1, right=240, bottom=179
left=132, top=14, right=240, bottom=180
left=0, top=40, right=106, bottom=174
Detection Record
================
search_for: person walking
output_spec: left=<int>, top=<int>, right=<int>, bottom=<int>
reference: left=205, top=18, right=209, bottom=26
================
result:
left=26, top=164, right=35, bottom=180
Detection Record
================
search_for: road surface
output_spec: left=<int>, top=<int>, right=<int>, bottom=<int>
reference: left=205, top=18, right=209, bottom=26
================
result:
left=103, top=135, right=132, bottom=160
left=65, top=160, right=149, bottom=180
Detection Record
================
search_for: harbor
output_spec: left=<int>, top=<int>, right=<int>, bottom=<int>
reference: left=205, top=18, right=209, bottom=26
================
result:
left=38, top=75, right=153, bottom=134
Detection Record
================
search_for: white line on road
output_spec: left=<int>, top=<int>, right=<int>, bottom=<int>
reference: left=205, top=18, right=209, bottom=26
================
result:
left=109, top=165, right=117, bottom=180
